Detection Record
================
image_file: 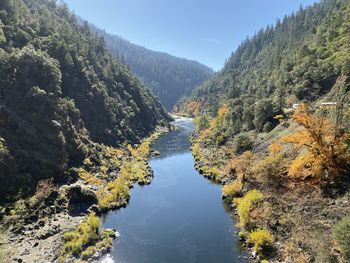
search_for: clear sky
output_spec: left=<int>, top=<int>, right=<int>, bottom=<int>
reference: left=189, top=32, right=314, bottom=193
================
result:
left=64, top=0, right=319, bottom=71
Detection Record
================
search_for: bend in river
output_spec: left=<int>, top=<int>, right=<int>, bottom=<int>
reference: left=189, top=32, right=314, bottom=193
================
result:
left=100, top=118, right=247, bottom=263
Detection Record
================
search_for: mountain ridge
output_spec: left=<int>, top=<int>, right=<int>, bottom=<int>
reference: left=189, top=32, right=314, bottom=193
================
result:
left=85, top=21, right=214, bottom=111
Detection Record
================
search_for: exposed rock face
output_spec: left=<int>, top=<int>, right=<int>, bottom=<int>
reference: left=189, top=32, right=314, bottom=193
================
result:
left=68, top=185, right=98, bottom=206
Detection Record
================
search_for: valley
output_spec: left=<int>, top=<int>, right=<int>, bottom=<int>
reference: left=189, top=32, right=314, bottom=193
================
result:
left=0, top=0, right=350, bottom=262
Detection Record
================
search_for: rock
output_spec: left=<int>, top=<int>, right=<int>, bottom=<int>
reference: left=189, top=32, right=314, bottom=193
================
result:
left=67, top=185, right=98, bottom=205
left=27, top=214, right=39, bottom=224
left=51, top=120, right=62, bottom=128
left=49, top=190, right=59, bottom=200
left=88, top=204, right=100, bottom=214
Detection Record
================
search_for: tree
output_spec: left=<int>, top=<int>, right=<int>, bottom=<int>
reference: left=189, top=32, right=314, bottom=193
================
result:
left=253, top=99, right=274, bottom=132
left=283, top=104, right=350, bottom=181
left=0, top=20, right=6, bottom=46
left=194, top=115, right=209, bottom=131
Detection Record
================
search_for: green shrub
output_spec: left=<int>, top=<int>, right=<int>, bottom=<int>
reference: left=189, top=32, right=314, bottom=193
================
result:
left=194, top=115, right=209, bottom=131
left=81, top=246, right=95, bottom=260
left=334, top=216, right=350, bottom=260
left=62, top=213, right=100, bottom=257
left=233, top=133, right=253, bottom=154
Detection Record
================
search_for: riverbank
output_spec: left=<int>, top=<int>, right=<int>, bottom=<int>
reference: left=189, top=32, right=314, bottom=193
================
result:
left=100, top=117, right=247, bottom=263
left=0, top=125, right=171, bottom=263
left=190, top=116, right=350, bottom=262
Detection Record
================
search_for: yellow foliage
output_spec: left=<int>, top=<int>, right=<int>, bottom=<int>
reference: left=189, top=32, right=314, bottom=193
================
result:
left=234, top=190, right=264, bottom=228
left=252, top=153, right=286, bottom=182
left=192, top=143, right=201, bottom=157
left=248, top=229, right=274, bottom=253
left=222, top=180, right=243, bottom=199
left=100, top=162, right=108, bottom=176
left=209, top=118, right=217, bottom=130
left=274, top=114, right=285, bottom=123
left=288, top=151, right=323, bottom=179
left=199, top=128, right=212, bottom=139
left=268, top=143, right=282, bottom=154
left=217, top=104, right=229, bottom=118
left=128, top=140, right=150, bottom=159
left=207, top=166, right=223, bottom=180
left=98, top=176, right=130, bottom=210
left=186, top=100, right=202, bottom=116
left=78, top=168, right=103, bottom=185
left=62, top=213, right=100, bottom=257
left=83, top=157, right=93, bottom=166
left=225, top=151, right=255, bottom=178
left=282, top=103, right=350, bottom=180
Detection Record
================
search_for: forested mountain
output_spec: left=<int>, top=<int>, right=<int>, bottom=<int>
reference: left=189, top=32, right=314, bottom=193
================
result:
left=88, top=24, right=214, bottom=111
left=0, top=0, right=169, bottom=200
left=177, top=0, right=349, bottom=134
left=184, top=0, right=350, bottom=261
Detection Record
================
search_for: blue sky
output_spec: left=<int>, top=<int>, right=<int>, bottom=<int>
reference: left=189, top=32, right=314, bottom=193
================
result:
left=64, top=0, right=319, bottom=71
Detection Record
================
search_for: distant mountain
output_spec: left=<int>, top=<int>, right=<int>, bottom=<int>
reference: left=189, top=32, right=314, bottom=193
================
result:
left=88, top=23, right=214, bottom=111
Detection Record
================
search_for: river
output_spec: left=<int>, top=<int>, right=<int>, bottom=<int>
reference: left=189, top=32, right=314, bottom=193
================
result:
left=100, top=118, right=247, bottom=263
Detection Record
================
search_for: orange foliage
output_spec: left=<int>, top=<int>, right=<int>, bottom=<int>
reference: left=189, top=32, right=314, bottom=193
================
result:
left=217, top=104, right=229, bottom=118
left=186, top=100, right=202, bottom=116
left=282, top=104, right=350, bottom=180
left=225, top=151, right=255, bottom=180
left=199, top=128, right=212, bottom=139
left=268, top=143, right=283, bottom=154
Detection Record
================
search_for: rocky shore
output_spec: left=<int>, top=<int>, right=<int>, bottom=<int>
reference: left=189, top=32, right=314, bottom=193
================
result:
left=0, top=125, right=171, bottom=263
left=190, top=126, right=350, bottom=262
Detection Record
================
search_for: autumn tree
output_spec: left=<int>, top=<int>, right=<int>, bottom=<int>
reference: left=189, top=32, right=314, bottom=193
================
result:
left=283, top=104, right=350, bottom=181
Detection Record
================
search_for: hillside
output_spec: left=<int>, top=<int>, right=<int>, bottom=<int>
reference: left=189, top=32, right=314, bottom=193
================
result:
left=181, top=0, right=350, bottom=262
left=0, top=0, right=170, bottom=202
left=176, top=0, right=347, bottom=124
left=88, top=24, right=214, bottom=111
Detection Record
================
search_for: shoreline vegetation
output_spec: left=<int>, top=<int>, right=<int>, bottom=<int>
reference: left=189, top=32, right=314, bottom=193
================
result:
left=187, top=101, right=350, bottom=262
left=0, top=125, right=171, bottom=263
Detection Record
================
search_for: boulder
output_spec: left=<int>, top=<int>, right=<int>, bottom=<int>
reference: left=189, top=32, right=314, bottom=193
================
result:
left=67, top=185, right=98, bottom=206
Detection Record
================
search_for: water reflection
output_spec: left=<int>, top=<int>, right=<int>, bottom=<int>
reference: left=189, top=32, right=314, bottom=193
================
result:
left=100, top=118, right=247, bottom=263
left=152, top=117, right=194, bottom=159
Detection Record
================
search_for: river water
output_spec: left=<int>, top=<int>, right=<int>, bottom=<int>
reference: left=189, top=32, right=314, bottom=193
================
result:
left=100, top=118, right=246, bottom=263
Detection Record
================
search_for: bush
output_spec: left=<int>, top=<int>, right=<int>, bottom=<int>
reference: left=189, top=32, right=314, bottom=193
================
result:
left=192, top=143, right=201, bottom=157
left=215, top=134, right=225, bottom=146
left=334, top=216, right=350, bottom=260
left=263, top=122, right=274, bottom=133
left=78, top=168, right=103, bottom=186
left=194, top=115, right=209, bottom=131
left=248, top=229, right=274, bottom=253
left=222, top=180, right=243, bottom=199
left=207, top=166, right=223, bottom=180
left=225, top=151, right=255, bottom=178
left=252, top=153, right=286, bottom=185
left=233, top=190, right=264, bottom=228
left=98, top=176, right=130, bottom=210
left=29, top=178, right=57, bottom=206
left=233, top=133, right=253, bottom=154
left=62, top=212, right=100, bottom=257
left=81, top=246, right=95, bottom=260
